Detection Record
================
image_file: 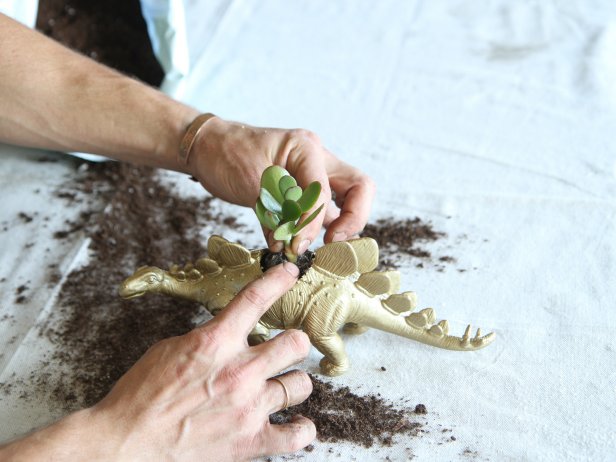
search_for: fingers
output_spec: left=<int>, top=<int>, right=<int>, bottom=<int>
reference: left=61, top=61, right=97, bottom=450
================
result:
left=323, top=150, right=375, bottom=243
left=264, top=370, right=313, bottom=414
left=249, top=329, right=311, bottom=378
left=214, top=263, right=299, bottom=338
left=322, top=201, right=341, bottom=228
left=258, top=415, right=317, bottom=456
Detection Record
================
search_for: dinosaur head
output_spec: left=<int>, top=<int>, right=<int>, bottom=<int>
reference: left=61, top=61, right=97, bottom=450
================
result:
left=119, top=266, right=166, bottom=299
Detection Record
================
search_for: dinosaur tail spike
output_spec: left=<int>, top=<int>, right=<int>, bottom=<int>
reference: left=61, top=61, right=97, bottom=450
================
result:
left=409, top=315, right=495, bottom=351
left=461, top=324, right=472, bottom=346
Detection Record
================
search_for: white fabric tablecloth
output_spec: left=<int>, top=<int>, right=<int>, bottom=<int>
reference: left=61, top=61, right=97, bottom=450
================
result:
left=1, top=1, right=615, bottom=460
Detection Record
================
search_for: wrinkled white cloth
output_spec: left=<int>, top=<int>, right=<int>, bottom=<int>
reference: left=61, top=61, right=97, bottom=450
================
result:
left=1, top=1, right=615, bottom=460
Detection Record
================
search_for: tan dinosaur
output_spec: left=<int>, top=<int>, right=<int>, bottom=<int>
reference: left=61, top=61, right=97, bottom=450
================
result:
left=119, top=235, right=495, bottom=376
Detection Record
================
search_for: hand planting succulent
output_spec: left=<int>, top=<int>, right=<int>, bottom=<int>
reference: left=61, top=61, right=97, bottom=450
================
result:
left=255, top=165, right=324, bottom=262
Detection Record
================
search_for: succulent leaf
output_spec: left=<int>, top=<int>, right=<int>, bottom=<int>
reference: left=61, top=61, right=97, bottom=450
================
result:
left=259, top=187, right=282, bottom=214
left=284, top=186, right=302, bottom=201
left=278, top=175, right=297, bottom=196
left=297, top=181, right=321, bottom=212
left=293, top=204, right=324, bottom=234
left=273, top=221, right=295, bottom=241
left=260, top=165, right=288, bottom=203
left=281, top=200, right=302, bottom=223
left=255, top=199, right=272, bottom=230
left=263, top=211, right=280, bottom=230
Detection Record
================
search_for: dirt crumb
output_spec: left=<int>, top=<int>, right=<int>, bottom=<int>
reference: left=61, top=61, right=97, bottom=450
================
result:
left=18, top=213, right=33, bottom=223
left=414, top=404, right=427, bottom=415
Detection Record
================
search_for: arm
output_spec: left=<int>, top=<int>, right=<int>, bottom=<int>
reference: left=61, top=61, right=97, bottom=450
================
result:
left=0, top=12, right=375, bottom=252
left=0, top=264, right=315, bottom=461
left=0, top=13, right=198, bottom=172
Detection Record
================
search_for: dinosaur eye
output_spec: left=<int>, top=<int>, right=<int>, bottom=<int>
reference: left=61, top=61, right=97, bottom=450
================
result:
left=147, top=275, right=158, bottom=284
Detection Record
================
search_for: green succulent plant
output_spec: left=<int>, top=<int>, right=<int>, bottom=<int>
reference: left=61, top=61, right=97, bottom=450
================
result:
left=255, top=165, right=324, bottom=262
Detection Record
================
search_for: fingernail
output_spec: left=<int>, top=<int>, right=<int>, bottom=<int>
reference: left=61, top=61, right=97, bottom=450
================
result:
left=332, top=232, right=347, bottom=242
left=283, top=261, right=300, bottom=277
left=297, top=239, right=311, bottom=255
left=271, top=241, right=284, bottom=253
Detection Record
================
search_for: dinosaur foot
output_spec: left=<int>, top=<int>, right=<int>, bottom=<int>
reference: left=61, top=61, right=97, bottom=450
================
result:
left=342, top=323, right=369, bottom=335
left=319, top=357, right=349, bottom=377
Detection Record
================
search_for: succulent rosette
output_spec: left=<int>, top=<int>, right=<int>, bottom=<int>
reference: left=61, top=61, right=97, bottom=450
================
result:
left=255, top=165, right=324, bottom=262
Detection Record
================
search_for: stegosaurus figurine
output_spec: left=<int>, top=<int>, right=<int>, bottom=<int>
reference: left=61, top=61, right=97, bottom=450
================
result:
left=119, top=235, right=495, bottom=376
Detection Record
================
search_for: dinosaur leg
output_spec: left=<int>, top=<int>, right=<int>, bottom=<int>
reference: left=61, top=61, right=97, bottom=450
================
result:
left=342, top=322, right=369, bottom=335
left=311, top=333, right=350, bottom=377
left=247, top=322, right=270, bottom=346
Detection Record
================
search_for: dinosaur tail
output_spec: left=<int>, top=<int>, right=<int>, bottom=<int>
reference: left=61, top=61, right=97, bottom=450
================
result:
left=352, top=293, right=495, bottom=351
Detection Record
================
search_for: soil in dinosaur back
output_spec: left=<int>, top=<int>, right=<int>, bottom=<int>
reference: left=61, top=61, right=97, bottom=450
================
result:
left=260, top=249, right=315, bottom=277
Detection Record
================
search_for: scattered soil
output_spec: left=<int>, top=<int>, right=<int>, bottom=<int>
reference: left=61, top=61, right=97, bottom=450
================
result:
left=362, top=217, right=455, bottom=269
left=36, top=0, right=164, bottom=87
left=36, top=163, right=215, bottom=407
left=271, top=375, right=424, bottom=448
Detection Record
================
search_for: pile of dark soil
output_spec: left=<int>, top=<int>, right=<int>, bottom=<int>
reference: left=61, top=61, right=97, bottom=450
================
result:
left=362, top=217, right=455, bottom=269
left=36, top=0, right=164, bottom=87
left=272, top=376, right=425, bottom=448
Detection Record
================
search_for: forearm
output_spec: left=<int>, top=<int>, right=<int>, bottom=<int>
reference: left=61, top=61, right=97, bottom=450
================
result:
left=0, top=408, right=122, bottom=461
left=0, top=13, right=199, bottom=172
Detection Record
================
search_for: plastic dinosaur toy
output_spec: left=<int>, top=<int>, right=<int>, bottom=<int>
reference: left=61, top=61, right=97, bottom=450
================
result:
left=119, top=235, right=495, bottom=376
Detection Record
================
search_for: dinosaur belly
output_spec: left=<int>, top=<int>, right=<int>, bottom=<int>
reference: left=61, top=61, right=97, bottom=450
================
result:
left=259, top=284, right=309, bottom=330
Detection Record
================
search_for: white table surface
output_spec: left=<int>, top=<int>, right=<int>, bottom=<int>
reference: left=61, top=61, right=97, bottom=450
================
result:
left=2, top=1, right=616, bottom=460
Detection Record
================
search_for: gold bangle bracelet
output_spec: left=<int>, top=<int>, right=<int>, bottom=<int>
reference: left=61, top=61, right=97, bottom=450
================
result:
left=178, top=113, right=217, bottom=166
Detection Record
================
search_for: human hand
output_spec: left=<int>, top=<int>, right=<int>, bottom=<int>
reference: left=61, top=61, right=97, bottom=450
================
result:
left=91, top=262, right=314, bottom=461
left=188, top=117, right=376, bottom=254
left=0, top=263, right=315, bottom=461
